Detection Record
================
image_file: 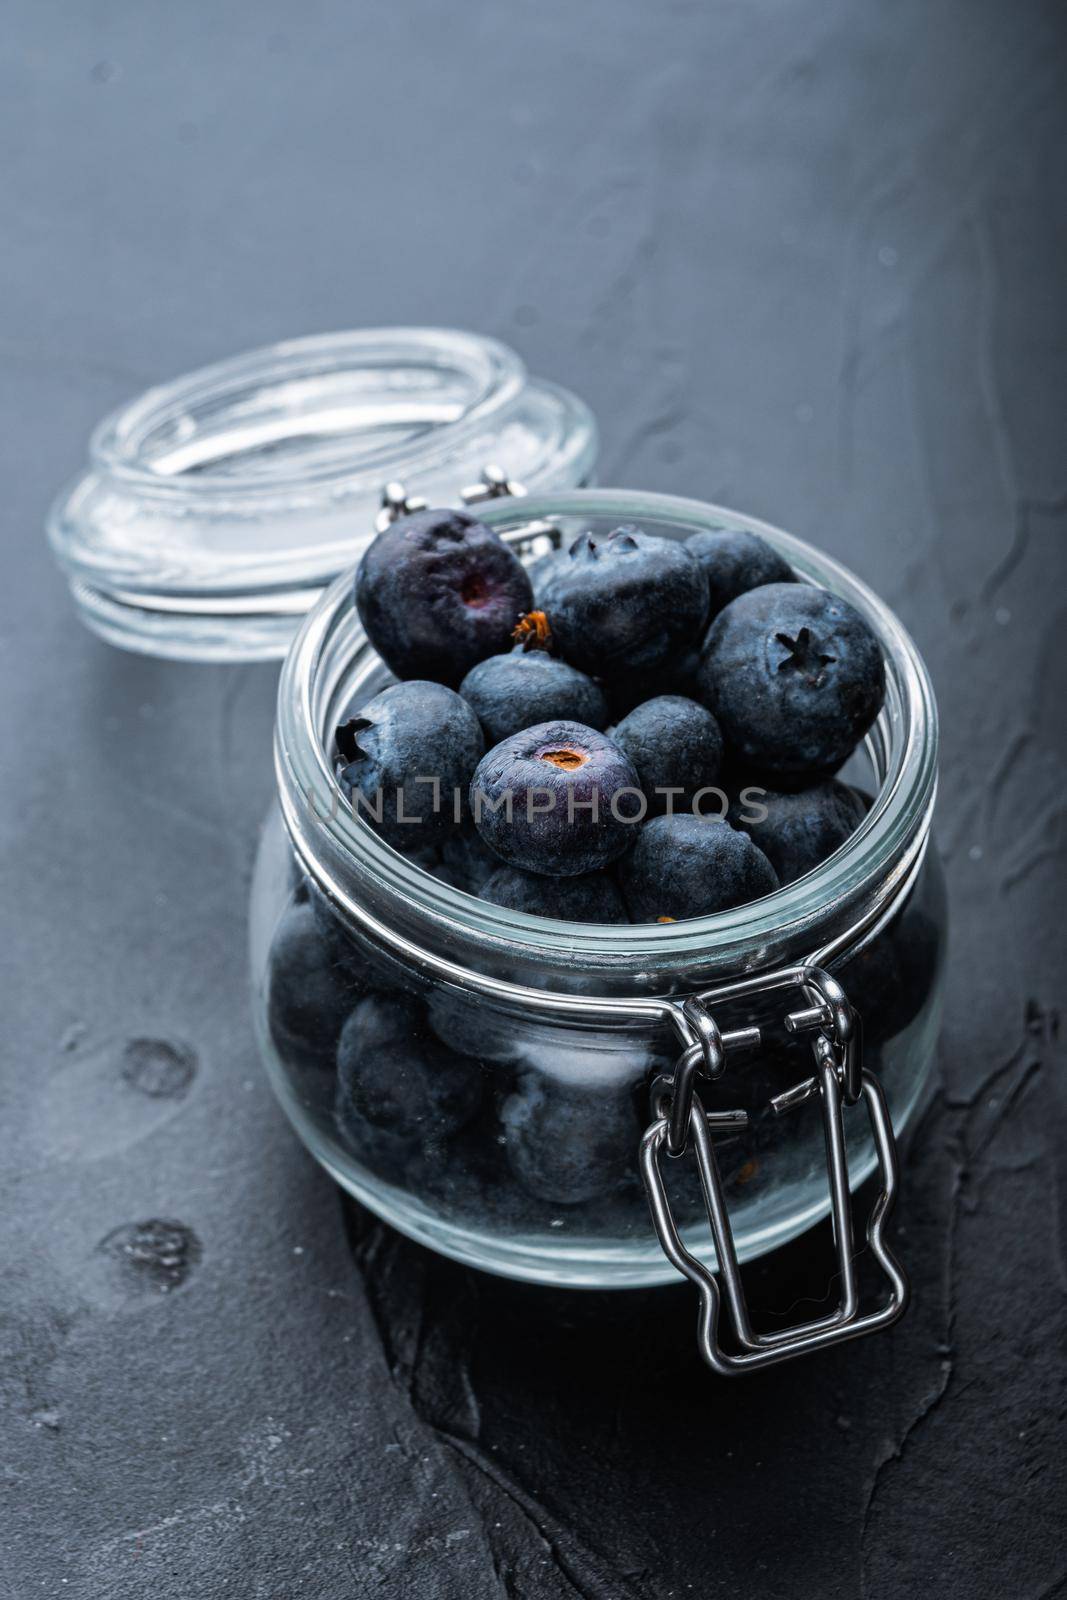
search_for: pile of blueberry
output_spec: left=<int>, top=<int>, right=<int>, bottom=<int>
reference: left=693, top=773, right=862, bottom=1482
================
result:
left=263, top=508, right=912, bottom=1225
left=336, top=507, right=886, bottom=922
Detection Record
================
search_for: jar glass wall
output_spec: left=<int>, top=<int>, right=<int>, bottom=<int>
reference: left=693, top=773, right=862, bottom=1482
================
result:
left=249, top=491, right=944, bottom=1288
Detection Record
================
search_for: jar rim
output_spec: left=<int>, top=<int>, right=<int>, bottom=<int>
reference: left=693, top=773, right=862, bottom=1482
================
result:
left=275, top=488, right=938, bottom=978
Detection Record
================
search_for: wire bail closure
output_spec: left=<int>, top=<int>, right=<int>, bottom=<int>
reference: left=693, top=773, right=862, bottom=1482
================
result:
left=641, top=967, right=909, bottom=1375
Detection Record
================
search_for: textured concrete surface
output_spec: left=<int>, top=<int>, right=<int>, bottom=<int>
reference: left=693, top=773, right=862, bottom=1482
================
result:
left=2, top=2, right=1065, bottom=1595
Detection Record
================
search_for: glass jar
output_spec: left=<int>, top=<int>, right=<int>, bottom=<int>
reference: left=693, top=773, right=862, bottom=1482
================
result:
left=249, top=487, right=945, bottom=1292
left=47, top=327, right=945, bottom=1361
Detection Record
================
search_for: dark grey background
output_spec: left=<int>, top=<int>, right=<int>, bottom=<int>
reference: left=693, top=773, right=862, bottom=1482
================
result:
left=2, top=2, right=1065, bottom=1596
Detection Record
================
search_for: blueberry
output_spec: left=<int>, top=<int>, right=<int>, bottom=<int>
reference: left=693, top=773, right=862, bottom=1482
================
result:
left=728, top=779, right=865, bottom=886
left=611, top=695, right=724, bottom=816
left=848, top=784, right=875, bottom=814
left=355, top=507, right=534, bottom=685
left=887, top=902, right=942, bottom=1034
left=334, top=1092, right=413, bottom=1182
left=619, top=814, right=779, bottom=921
left=697, top=582, right=885, bottom=780
left=686, top=526, right=794, bottom=620
left=397, top=839, right=444, bottom=873
left=540, top=526, right=708, bottom=675
left=500, top=1073, right=640, bottom=1205
left=267, top=901, right=367, bottom=1073
left=458, top=648, right=608, bottom=746
left=837, top=901, right=942, bottom=1050
left=426, top=990, right=523, bottom=1064
left=602, top=648, right=702, bottom=722
left=335, top=679, right=484, bottom=852
left=335, top=994, right=484, bottom=1158
left=405, top=1111, right=532, bottom=1227
left=528, top=545, right=568, bottom=603
left=470, top=719, right=642, bottom=877
left=479, top=865, right=629, bottom=923
left=433, top=820, right=499, bottom=895
left=307, top=879, right=383, bottom=983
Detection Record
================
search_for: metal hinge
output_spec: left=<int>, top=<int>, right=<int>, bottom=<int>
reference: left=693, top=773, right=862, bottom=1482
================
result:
left=374, top=468, right=560, bottom=555
left=375, top=465, right=528, bottom=534
left=641, top=966, right=909, bottom=1375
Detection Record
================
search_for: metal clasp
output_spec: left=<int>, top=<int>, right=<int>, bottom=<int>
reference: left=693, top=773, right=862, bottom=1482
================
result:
left=641, top=969, right=909, bottom=1375
left=459, top=464, right=527, bottom=504
left=649, top=997, right=760, bottom=1158
left=375, top=466, right=524, bottom=534
left=374, top=466, right=559, bottom=551
left=375, top=481, right=429, bottom=533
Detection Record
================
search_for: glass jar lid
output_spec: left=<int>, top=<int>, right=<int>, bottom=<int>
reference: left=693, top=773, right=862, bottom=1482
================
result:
left=47, top=328, right=597, bottom=662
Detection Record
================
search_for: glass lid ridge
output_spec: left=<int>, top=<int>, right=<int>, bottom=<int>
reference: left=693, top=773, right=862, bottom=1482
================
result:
left=47, top=327, right=598, bottom=662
